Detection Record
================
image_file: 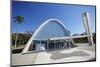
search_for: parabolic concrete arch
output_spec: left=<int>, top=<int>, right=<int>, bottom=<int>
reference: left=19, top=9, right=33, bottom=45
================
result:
left=22, top=18, right=71, bottom=53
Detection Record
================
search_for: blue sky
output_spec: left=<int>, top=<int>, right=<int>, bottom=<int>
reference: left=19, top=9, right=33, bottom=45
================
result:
left=12, top=1, right=96, bottom=35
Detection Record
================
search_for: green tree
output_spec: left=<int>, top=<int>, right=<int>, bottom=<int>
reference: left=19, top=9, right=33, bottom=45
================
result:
left=14, top=16, right=24, bottom=48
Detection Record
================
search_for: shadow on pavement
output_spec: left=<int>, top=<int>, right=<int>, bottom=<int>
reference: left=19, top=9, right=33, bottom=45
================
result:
left=47, top=50, right=89, bottom=60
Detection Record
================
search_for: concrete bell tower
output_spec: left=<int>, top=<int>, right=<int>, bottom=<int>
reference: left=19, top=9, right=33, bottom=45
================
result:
left=82, top=12, right=94, bottom=46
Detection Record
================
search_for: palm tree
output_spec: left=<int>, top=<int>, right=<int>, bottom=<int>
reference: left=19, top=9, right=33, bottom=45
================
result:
left=14, top=16, right=24, bottom=48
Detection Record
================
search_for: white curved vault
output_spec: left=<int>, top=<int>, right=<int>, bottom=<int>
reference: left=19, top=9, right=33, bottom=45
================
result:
left=22, top=18, right=72, bottom=53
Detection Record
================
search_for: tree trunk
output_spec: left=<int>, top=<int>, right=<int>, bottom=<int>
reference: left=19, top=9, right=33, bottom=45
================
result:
left=14, top=24, right=19, bottom=48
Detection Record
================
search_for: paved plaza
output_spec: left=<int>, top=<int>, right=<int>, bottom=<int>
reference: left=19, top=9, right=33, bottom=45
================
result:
left=12, top=43, right=96, bottom=66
